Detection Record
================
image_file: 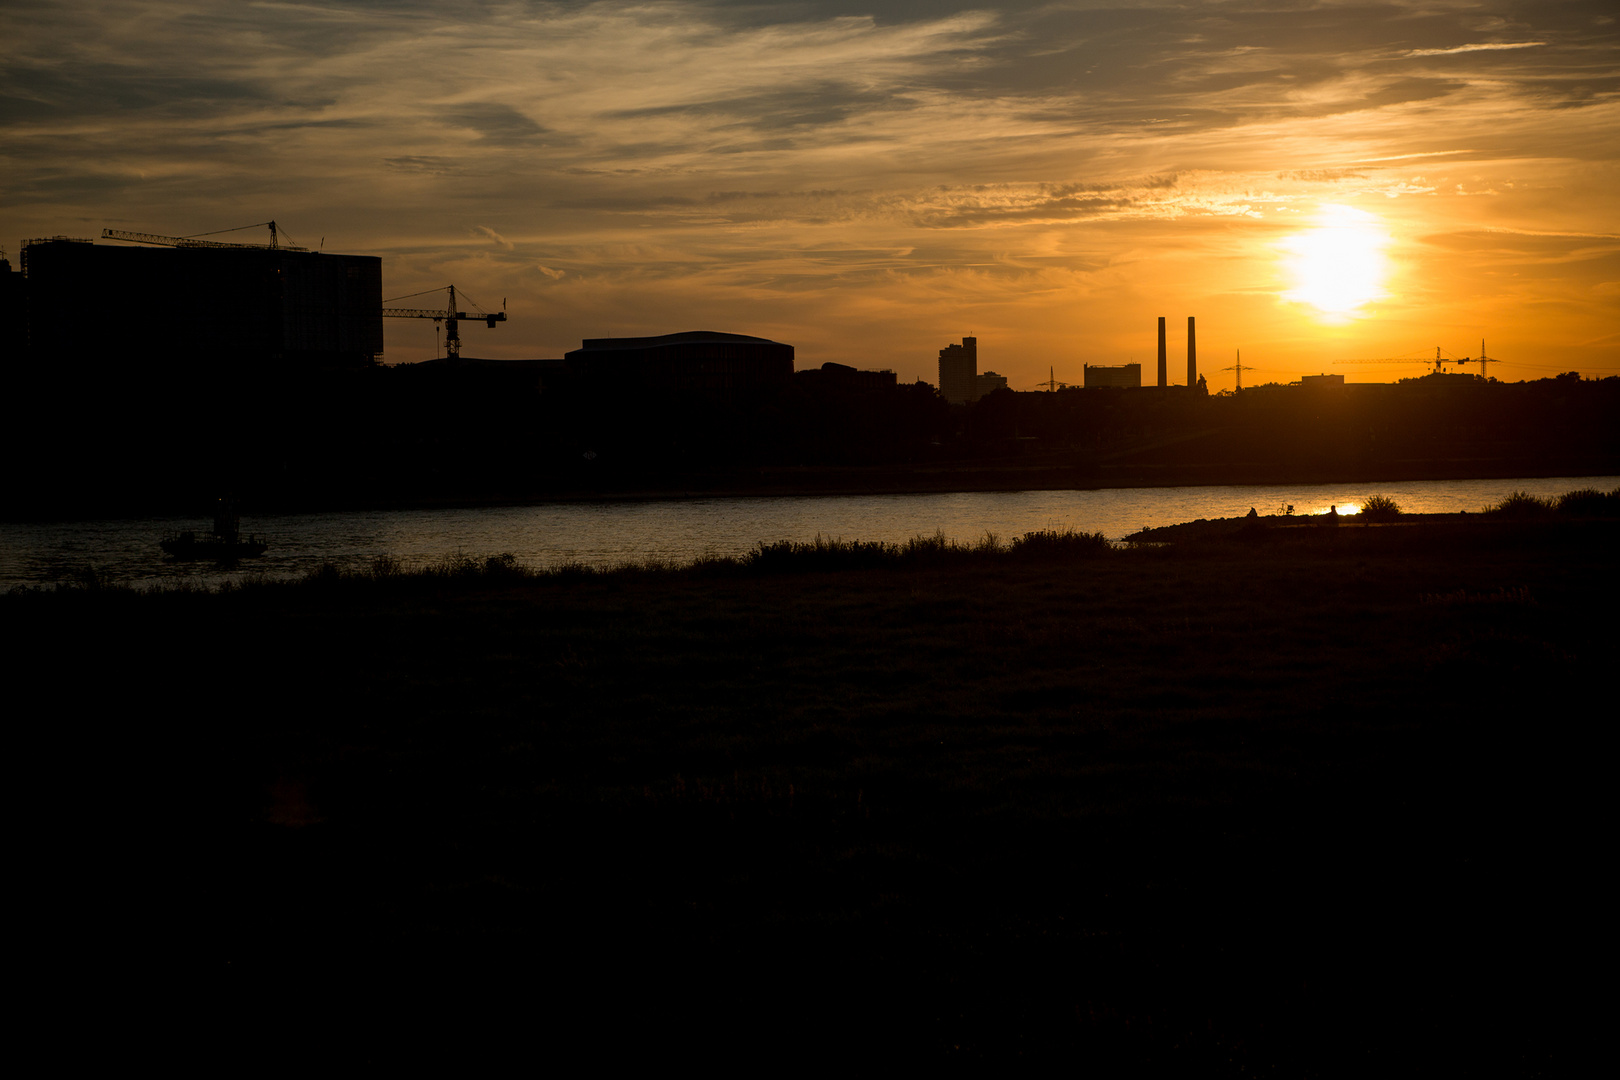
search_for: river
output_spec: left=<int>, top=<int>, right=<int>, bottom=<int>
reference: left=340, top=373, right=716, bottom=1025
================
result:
left=2, top=475, right=1613, bottom=592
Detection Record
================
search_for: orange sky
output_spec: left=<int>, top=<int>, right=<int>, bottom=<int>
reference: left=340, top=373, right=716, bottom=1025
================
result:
left=3, top=1, right=1616, bottom=388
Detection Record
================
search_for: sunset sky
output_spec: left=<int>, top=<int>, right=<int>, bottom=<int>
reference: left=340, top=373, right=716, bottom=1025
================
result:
left=4, top=0, right=1617, bottom=388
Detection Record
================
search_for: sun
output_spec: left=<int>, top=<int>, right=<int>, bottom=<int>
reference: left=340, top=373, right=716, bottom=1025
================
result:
left=1281, top=204, right=1391, bottom=318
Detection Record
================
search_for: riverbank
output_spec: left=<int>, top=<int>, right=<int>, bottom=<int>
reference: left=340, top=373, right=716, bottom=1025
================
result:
left=15, top=510, right=1610, bottom=1069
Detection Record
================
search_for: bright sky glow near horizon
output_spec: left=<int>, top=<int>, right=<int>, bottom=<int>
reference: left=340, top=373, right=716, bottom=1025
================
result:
left=3, top=0, right=1617, bottom=389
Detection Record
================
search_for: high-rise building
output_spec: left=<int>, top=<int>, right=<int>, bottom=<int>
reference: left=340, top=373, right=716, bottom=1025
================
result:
left=938, top=336, right=978, bottom=404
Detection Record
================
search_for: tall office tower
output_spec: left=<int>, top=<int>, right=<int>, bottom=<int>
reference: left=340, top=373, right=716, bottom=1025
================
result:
left=938, top=336, right=979, bottom=404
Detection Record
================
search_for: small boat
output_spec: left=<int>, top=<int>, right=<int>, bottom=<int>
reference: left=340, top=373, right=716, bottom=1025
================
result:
left=161, top=497, right=267, bottom=561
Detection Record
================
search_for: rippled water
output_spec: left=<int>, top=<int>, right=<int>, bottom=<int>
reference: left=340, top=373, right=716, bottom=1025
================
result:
left=2, top=474, right=1613, bottom=592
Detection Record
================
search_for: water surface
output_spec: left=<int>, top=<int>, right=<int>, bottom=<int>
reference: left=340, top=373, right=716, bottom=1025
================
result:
left=3, top=475, right=1612, bottom=592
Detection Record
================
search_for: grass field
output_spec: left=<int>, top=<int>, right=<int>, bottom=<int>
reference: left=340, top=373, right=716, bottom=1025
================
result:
left=13, top=512, right=1611, bottom=1070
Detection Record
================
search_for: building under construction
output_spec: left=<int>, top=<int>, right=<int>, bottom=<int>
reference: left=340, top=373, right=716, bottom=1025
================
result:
left=3, top=225, right=387, bottom=513
left=13, top=226, right=383, bottom=370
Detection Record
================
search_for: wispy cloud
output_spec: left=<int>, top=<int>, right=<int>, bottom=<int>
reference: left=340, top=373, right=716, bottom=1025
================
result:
left=475, top=226, right=515, bottom=251
left=2, top=1, right=1615, bottom=376
left=1405, top=42, right=1546, bottom=57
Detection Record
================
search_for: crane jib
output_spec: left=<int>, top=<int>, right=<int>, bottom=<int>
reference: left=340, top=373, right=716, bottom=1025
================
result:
left=379, top=285, right=507, bottom=360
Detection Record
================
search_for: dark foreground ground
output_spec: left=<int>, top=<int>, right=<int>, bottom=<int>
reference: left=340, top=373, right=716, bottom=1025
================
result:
left=14, top=516, right=1611, bottom=1071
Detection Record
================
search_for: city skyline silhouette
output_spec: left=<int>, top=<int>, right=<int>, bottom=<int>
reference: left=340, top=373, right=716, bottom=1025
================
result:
left=4, top=0, right=1616, bottom=388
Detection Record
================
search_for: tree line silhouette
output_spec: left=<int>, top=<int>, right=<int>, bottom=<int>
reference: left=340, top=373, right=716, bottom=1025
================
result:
left=6, top=354, right=1616, bottom=516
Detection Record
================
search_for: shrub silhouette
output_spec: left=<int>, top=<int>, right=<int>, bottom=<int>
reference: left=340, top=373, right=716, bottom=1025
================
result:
left=1554, top=487, right=1620, bottom=517
left=1487, top=491, right=1553, bottom=518
left=1359, top=495, right=1402, bottom=523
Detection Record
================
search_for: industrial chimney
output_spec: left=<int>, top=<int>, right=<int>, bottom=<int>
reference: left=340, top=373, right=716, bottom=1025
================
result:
left=1157, top=317, right=1167, bottom=388
left=1187, top=316, right=1197, bottom=388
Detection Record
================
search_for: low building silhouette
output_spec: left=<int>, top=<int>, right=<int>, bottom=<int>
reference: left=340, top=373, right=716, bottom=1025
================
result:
left=1084, top=363, right=1142, bottom=388
left=798, top=361, right=898, bottom=393
left=565, top=330, right=793, bottom=396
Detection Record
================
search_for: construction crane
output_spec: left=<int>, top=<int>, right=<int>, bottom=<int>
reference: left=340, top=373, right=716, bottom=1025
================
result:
left=1029, top=366, right=1075, bottom=392
left=382, top=285, right=506, bottom=361
left=101, top=221, right=306, bottom=251
left=1332, top=346, right=1488, bottom=375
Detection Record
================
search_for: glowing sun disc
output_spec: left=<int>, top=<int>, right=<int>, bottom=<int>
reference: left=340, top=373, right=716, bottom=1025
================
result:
left=1282, top=205, right=1390, bottom=316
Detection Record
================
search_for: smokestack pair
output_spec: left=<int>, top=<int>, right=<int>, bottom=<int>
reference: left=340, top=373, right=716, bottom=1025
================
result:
left=1156, top=317, right=1195, bottom=387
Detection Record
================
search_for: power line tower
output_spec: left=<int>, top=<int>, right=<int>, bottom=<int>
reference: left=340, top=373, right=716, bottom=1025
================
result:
left=1220, top=349, right=1249, bottom=390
